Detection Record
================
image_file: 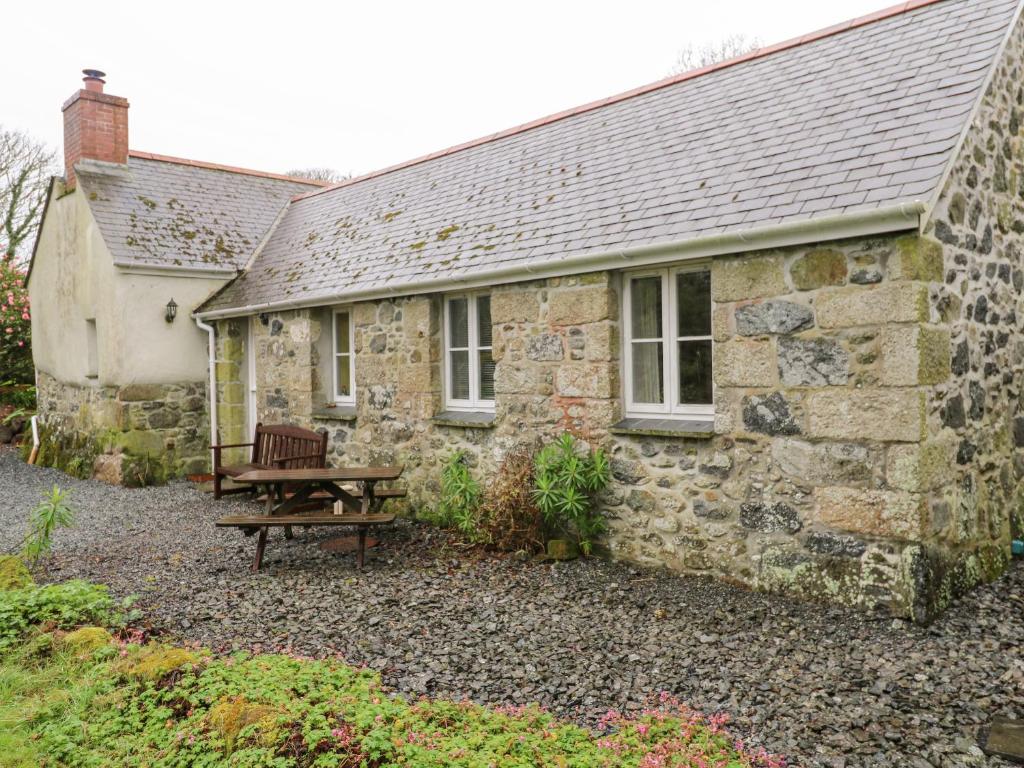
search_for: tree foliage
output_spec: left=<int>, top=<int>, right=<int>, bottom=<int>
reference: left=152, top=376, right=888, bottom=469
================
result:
left=1, top=251, right=32, bottom=383
left=669, top=34, right=762, bottom=76
left=285, top=167, right=350, bottom=183
left=0, top=127, right=57, bottom=264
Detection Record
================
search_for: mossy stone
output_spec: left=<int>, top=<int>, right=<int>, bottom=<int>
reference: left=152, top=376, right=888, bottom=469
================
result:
left=894, top=235, right=944, bottom=282
left=790, top=249, right=847, bottom=290
left=546, top=539, right=579, bottom=561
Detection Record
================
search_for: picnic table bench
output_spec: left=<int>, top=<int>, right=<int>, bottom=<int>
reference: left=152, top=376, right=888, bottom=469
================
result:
left=216, top=466, right=405, bottom=570
left=212, top=423, right=328, bottom=500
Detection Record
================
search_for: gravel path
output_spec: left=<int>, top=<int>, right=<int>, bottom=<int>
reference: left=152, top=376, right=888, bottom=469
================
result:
left=2, top=448, right=1021, bottom=768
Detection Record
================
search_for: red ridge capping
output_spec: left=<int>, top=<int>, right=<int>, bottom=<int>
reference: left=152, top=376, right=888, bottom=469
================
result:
left=127, top=150, right=330, bottom=186
left=292, top=0, right=950, bottom=204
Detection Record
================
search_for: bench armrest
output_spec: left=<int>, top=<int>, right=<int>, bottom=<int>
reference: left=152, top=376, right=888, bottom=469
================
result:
left=210, top=442, right=254, bottom=450
left=271, top=452, right=325, bottom=467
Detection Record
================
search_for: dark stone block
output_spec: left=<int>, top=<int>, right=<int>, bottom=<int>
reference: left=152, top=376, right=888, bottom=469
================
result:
left=957, top=440, right=977, bottom=465
left=693, top=499, right=729, bottom=520
left=1014, top=417, right=1024, bottom=447
left=734, top=300, right=813, bottom=336
left=934, top=220, right=958, bottom=245
left=974, top=294, right=988, bottom=322
left=804, top=532, right=867, bottom=558
left=942, top=395, right=966, bottom=430
left=969, top=381, right=985, bottom=420
left=981, top=225, right=994, bottom=254
left=740, top=501, right=801, bottom=534
left=951, top=340, right=970, bottom=376
left=742, top=392, right=799, bottom=436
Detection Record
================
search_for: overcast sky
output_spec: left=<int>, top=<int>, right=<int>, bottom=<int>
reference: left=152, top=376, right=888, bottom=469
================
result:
left=8, top=0, right=887, bottom=178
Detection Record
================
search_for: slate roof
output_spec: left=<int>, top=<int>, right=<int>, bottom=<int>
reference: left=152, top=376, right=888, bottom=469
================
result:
left=78, top=154, right=321, bottom=272
left=201, top=0, right=1020, bottom=312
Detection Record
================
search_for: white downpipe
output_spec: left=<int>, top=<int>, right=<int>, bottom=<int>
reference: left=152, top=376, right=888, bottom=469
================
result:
left=194, top=317, right=218, bottom=465
left=27, top=414, right=40, bottom=465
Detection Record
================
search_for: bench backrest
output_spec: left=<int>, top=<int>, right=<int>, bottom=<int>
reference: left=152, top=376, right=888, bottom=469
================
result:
left=251, top=423, right=328, bottom=470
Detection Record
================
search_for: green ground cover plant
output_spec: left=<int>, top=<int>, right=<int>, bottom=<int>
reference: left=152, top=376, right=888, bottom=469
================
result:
left=0, top=577, right=787, bottom=767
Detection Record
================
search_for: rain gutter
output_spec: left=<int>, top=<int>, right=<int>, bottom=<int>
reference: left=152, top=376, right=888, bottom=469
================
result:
left=195, top=201, right=927, bottom=320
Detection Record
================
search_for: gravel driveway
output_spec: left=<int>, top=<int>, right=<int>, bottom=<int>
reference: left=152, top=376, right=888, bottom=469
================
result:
left=2, top=448, right=1021, bottom=768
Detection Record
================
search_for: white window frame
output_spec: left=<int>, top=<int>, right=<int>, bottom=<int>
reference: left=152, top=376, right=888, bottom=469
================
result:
left=622, top=264, right=713, bottom=421
left=331, top=308, right=356, bottom=405
left=443, top=293, right=494, bottom=412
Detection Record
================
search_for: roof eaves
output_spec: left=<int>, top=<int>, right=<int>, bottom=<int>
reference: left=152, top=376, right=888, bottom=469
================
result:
left=198, top=200, right=928, bottom=319
left=292, top=0, right=950, bottom=205
left=127, top=150, right=329, bottom=187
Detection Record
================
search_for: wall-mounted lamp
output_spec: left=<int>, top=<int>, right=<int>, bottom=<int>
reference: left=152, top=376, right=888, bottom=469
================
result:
left=165, top=298, right=178, bottom=323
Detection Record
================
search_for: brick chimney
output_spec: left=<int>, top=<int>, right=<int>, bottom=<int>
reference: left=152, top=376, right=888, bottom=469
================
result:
left=62, top=69, right=129, bottom=190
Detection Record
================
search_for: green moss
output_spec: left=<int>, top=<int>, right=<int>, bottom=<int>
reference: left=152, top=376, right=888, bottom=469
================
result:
left=790, top=249, right=847, bottom=290
left=60, top=627, right=113, bottom=654
left=207, top=696, right=280, bottom=753
left=895, top=235, right=944, bottom=282
left=121, top=644, right=200, bottom=682
left=0, top=556, right=33, bottom=590
left=136, top=195, right=157, bottom=210
left=436, top=224, right=460, bottom=241
left=409, top=241, right=426, bottom=250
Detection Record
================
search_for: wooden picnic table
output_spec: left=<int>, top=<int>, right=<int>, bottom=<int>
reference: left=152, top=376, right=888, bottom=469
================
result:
left=217, top=465, right=404, bottom=571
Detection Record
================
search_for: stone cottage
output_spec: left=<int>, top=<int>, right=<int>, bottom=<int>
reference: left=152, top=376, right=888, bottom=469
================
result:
left=31, top=0, right=1024, bottom=618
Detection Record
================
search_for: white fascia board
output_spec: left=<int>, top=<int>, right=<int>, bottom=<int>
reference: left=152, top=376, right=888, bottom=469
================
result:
left=195, top=201, right=927, bottom=320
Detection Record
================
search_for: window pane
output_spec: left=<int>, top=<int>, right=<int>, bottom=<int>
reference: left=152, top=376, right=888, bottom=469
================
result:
left=335, top=355, right=351, bottom=397
left=450, top=350, right=470, bottom=400
left=676, top=271, right=711, bottom=337
left=631, top=341, right=664, bottom=404
left=630, top=277, right=662, bottom=339
left=678, top=340, right=713, bottom=404
left=477, top=295, right=492, bottom=348
left=449, top=298, right=469, bottom=348
left=478, top=349, right=495, bottom=401
left=334, top=312, right=350, bottom=354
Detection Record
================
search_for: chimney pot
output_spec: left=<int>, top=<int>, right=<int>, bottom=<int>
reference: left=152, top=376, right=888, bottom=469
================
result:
left=81, top=69, right=106, bottom=92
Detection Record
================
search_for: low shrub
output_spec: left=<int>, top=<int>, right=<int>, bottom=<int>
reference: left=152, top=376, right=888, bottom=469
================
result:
left=0, top=578, right=787, bottom=767
left=437, top=450, right=484, bottom=542
left=430, top=433, right=610, bottom=555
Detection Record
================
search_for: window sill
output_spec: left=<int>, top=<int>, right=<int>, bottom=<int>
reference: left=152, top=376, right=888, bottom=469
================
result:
left=312, top=405, right=357, bottom=422
left=433, top=410, right=496, bottom=429
left=610, top=417, right=714, bottom=439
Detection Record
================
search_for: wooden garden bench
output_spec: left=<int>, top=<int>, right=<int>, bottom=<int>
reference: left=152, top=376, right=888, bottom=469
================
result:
left=211, top=423, right=328, bottom=499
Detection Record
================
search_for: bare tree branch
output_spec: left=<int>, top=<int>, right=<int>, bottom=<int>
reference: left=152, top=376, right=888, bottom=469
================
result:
left=285, top=167, right=350, bottom=183
left=669, top=34, right=762, bottom=76
left=0, top=127, right=57, bottom=263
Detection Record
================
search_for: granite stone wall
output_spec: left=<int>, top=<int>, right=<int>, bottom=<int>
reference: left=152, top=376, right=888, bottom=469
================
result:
left=35, top=371, right=208, bottom=484
left=220, top=243, right=986, bottom=619
left=917, top=9, right=1024, bottom=616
